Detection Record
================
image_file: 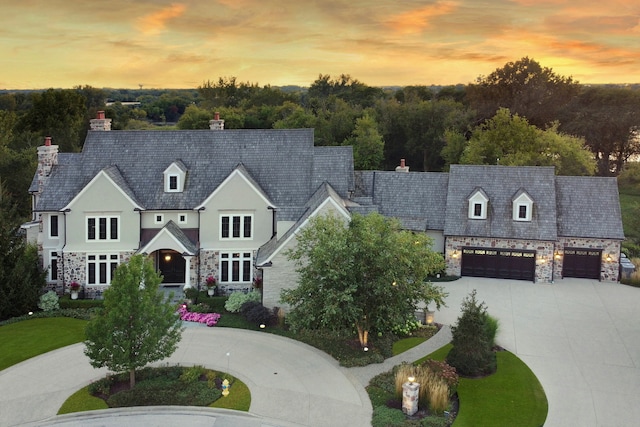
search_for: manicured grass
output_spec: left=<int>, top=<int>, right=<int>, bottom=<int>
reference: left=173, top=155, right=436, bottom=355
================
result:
left=422, top=344, right=547, bottom=427
left=58, top=387, right=109, bottom=414
left=0, top=317, right=87, bottom=371
left=58, top=368, right=251, bottom=413
left=210, top=378, right=251, bottom=411
left=392, top=337, right=427, bottom=356
left=619, top=192, right=640, bottom=240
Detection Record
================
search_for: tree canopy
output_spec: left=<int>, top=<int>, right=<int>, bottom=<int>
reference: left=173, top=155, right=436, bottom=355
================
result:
left=281, top=212, right=447, bottom=347
left=449, top=108, right=596, bottom=175
left=84, top=254, right=183, bottom=388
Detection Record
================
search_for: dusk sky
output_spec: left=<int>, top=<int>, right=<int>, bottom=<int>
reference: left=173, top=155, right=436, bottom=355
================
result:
left=1, top=0, right=638, bottom=89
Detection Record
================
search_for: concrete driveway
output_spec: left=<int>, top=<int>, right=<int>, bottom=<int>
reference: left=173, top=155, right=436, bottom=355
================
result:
left=434, top=277, right=640, bottom=427
left=1, top=277, right=639, bottom=426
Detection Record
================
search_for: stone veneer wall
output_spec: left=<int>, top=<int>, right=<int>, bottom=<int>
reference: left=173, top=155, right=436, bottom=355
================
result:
left=198, top=250, right=259, bottom=296
left=445, top=236, right=556, bottom=283
left=556, top=238, right=621, bottom=282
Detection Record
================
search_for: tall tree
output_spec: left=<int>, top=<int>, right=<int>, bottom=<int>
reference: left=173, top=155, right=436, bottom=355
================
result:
left=467, top=57, right=580, bottom=128
left=84, top=254, right=183, bottom=388
left=560, top=86, right=640, bottom=176
left=281, top=213, right=447, bottom=348
left=0, top=185, right=45, bottom=321
left=459, top=108, right=595, bottom=175
left=345, top=114, right=384, bottom=170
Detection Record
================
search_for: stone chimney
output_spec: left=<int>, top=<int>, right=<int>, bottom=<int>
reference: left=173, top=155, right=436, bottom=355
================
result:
left=36, top=136, right=59, bottom=194
left=209, top=112, right=225, bottom=130
left=90, top=110, right=112, bottom=131
left=395, top=158, right=409, bottom=173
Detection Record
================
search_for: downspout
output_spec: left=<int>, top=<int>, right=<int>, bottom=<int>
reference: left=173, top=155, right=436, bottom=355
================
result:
left=268, top=206, right=277, bottom=238
left=134, top=208, right=142, bottom=249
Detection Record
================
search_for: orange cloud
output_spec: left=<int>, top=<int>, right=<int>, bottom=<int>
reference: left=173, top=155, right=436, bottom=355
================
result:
left=136, top=3, right=186, bottom=35
left=387, top=1, right=458, bottom=34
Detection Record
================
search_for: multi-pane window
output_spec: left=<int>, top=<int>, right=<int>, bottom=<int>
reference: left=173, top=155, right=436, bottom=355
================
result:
left=49, top=215, right=59, bottom=238
left=219, top=252, right=252, bottom=283
left=220, top=214, right=252, bottom=239
left=169, top=175, right=178, bottom=191
left=50, top=251, right=58, bottom=281
left=87, top=216, right=119, bottom=241
left=87, top=254, right=119, bottom=285
left=518, top=205, right=528, bottom=219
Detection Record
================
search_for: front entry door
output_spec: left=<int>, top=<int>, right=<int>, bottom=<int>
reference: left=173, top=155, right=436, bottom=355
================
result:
left=158, top=250, right=185, bottom=283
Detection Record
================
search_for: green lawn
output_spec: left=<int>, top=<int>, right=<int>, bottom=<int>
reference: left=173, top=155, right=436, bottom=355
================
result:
left=0, top=317, right=87, bottom=371
left=425, top=344, right=547, bottom=427
left=619, top=192, right=640, bottom=241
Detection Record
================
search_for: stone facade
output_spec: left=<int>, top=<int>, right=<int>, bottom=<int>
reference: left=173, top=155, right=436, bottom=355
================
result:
left=445, top=236, right=621, bottom=283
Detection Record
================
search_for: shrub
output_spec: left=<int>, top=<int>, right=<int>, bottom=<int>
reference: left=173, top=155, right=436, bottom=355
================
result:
left=446, top=289, right=496, bottom=377
left=391, top=318, right=421, bottom=337
left=371, top=405, right=406, bottom=427
left=483, top=314, right=499, bottom=348
left=224, top=290, right=261, bottom=313
left=421, top=359, right=458, bottom=396
left=240, top=301, right=272, bottom=325
left=180, top=365, right=206, bottom=383
left=38, top=291, right=60, bottom=311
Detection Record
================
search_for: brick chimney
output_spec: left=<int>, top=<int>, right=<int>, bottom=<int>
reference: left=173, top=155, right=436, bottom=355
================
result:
left=36, top=136, right=59, bottom=194
left=209, top=112, right=224, bottom=130
left=395, top=158, right=409, bottom=173
left=90, top=110, right=112, bottom=131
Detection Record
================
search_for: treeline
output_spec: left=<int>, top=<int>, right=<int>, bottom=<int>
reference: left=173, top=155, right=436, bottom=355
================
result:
left=2, top=58, right=640, bottom=220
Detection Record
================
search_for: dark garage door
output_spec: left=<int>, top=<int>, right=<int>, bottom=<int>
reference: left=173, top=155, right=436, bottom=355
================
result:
left=562, top=249, right=601, bottom=279
left=461, top=248, right=536, bottom=281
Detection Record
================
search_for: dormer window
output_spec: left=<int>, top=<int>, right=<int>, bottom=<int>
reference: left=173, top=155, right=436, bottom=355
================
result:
left=513, top=190, right=533, bottom=222
left=163, top=161, right=187, bottom=193
left=468, top=189, right=489, bottom=220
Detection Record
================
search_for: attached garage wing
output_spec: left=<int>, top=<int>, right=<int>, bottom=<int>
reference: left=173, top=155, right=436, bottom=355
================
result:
left=461, top=247, right=536, bottom=282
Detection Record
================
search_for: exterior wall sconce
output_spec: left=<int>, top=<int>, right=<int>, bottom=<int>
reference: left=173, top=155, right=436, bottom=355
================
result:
left=554, top=251, right=562, bottom=260
left=452, top=250, right=459, bottom=259
left=606, top=254, right=612, bottom=262
left=164, top=254, right=172, bottom=262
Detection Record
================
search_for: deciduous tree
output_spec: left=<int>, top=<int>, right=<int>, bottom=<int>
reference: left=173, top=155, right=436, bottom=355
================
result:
left=84, top=254, right=183, bottom=388
left=281, top=213, right=447, bottom=348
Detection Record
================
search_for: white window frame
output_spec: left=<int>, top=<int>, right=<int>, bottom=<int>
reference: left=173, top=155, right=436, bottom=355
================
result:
left=219, top=252, right=253, bottom=283
left=154, top=214, right=164, bottom=224
left=220, top=214, right=253, bottom=240
left=512, top=193, right=533, bottom=222
left=86, top=216, right=120, bottom=242
left=178, top=213, right=187, bottom=224
left=87, top=253, right=119, bottom=285
left=49, top=214, right=59, bottom=239
left=468, top=191, right=488, bottom=220
left=49, top=250, right=59, bottom=282
left=167, top=174, right=180, bottom=192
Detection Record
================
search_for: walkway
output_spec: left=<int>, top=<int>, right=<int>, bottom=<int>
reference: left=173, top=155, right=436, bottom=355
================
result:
left=1, top=277, right=639, bottom=426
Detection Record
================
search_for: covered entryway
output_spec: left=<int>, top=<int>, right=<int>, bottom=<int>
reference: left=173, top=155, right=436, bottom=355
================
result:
left=461, top=247, right=536, bottom=281
left=156, top=249, right=186, bottom=283
left=562, top=248, right=601, bottom=279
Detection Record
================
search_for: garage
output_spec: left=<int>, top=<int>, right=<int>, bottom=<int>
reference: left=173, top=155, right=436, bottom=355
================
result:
left=461, top=247, right=536, bottom=281
left=562, top=248, right=601, bottom=280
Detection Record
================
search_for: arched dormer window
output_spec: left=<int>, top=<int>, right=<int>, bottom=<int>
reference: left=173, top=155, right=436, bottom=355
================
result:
left=468, top=188, right=489, bottom=220
left=512, top=190, right=533, bottom=222
left=163, top=161, right=187, bottom=193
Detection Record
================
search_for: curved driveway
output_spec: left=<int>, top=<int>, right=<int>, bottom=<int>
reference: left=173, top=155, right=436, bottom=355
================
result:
left=435, top=277, right=640, bottom=427
left=1, top=277, right=640, bottom=426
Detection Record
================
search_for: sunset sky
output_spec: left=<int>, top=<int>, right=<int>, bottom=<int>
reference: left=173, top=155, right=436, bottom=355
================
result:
left=1, top=0, right=638, bottom=89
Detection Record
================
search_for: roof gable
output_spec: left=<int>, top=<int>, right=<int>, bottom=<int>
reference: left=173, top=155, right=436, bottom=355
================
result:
left=62, top=166, right=143, bottom=211
left=196, top=163, right=274, bottom=209
left=139, top=220, right=197, bottom=255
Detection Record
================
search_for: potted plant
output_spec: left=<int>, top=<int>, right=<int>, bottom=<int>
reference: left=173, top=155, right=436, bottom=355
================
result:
left=206, top=276, right=217, bottom=296
left=69, top=281, right=81, bottom=300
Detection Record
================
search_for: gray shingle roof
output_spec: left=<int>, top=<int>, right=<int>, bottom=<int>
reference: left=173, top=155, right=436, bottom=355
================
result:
left=444, top=165, right=558, bottom=240
left=556, top=176, right=625, bottom=239
left=371, top=171, right=450, bottom=231
left=35, top=129, right=353, bottom=213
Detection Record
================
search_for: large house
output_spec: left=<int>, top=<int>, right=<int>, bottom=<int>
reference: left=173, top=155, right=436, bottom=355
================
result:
left=25, top=112, right=624, bottom=308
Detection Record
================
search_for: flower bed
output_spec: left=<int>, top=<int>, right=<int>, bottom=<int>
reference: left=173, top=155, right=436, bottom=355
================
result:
left=178, top=305, right=221, bottom=327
